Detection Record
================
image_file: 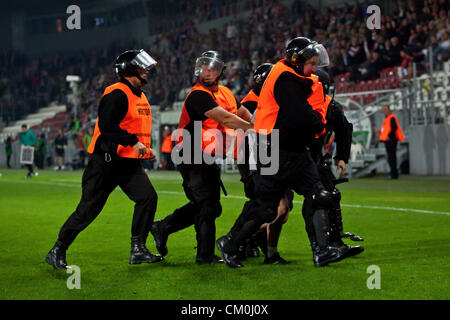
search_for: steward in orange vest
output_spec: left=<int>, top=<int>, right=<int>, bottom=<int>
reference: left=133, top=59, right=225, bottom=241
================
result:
left=150, top=51, right=252, bottom=264
left=218, top=37, right=354, bottom=268
left=46, top=49, right=163, bottom=269
left=161, top=126, right=174, bottom=170
left=379, top=105, right=404, bottom=179
left=379, top=111, right=405, bottom=142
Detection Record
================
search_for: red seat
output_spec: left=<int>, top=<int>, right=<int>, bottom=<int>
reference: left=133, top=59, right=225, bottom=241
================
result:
left=374, top=79, right=382, bottom=90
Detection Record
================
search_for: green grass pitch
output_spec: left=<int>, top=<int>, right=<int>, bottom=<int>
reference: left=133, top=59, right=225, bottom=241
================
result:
left=0, top=169, right=449, bottom=300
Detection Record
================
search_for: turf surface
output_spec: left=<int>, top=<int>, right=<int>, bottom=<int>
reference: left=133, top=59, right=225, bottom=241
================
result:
left=0, top=169, right=449, bottom=300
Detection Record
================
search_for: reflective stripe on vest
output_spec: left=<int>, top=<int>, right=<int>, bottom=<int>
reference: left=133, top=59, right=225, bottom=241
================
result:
left=88, top=82, right=152, bottom=159
left=177, top=83, right=237, bottom=156
left=380, top=113, right=405, bottom=141
left=254, top=59, right=324, bottom=134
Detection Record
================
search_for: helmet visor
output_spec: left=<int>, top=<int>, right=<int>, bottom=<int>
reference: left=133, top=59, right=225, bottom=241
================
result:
left=131, top=50, right=157, bottom=71
left=298, top=43, right=329, bottom=67
left=194, top=56, right=225, bottom=77
left=314, top=44, right=330, bottom=67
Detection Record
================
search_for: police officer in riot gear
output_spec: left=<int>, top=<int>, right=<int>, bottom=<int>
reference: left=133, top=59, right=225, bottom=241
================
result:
left=150, top=51, right=252, bottom=264
left=45, top=49, right=163, bottom=269
left=217, top=37, right=351, bottom=268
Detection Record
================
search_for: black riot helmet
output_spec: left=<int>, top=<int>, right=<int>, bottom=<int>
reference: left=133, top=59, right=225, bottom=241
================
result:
left=115, top=49, right=157, bottom=84
left=253, top=63, right=274, bottom=94
left=315, top=68, right=335, bottom=99
left=285, top=37, right=329, bottom=68
left=315, top=68, right=331, bottom=95
left=194, top=50, right=226, bottom=86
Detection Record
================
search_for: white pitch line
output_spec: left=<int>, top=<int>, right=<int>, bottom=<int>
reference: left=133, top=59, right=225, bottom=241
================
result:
left=1, top=178, right=450, bottom=216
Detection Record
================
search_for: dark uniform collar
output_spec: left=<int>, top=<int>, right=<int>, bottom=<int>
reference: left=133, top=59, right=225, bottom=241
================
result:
left=120, top=78, right=143, bottom=97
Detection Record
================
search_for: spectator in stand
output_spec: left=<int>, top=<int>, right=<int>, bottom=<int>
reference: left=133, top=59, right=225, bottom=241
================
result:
left=433, top=31, right=450, bottom=66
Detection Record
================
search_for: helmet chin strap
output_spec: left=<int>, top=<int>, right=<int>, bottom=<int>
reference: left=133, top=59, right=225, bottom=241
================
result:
left=138, top=75, right=148, bottom=85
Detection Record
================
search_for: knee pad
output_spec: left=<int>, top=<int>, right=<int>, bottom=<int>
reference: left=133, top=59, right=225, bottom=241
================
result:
left=312, top=189, right=332, bottom=210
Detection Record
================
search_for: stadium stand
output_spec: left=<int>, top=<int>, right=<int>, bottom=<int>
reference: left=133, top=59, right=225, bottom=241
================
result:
left=0, top=0, right=449, bottom=171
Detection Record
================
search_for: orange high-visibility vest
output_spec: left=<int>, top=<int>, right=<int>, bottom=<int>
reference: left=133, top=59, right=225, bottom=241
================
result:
left=380, top=113, right=405, bottom=141
left=88, top=82, right=152, bottom=159
left=161, top=134, right=173, bottom=153
left=254, top=59, right=326, bottom=134
left=241, top=89, right=259, bottom=105
left=176, top=82, right=237, bottom=157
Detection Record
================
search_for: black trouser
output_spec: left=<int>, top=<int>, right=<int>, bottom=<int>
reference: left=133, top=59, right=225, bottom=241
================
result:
left=79, top=150, right=87, bottom=169
left=302, top=157, right=343, bottom=245
left=163, top=152, right=175, bottom=170
left=57, top=153, right=158, bottom=248
left=158, top=163, right=222, bottom=259
left=227, top=150, right=326, bottom=252
left=384, top=140, right=398, bottom=178
left=35, top=152, right=44, bottom=169
left=26, top=164, right=34, bottom=175
left=6, top=154, right=11, bottom=168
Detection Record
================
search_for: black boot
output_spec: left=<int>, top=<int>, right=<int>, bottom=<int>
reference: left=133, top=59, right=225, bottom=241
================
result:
left=196, top=255, right=224, bottom=264
left=129, top=236, right=163, bottom=264
left=237, top=243, right=247, bottom=261
left=340, top=231, right=364, bottom=242
left=45, top=241, right=68, bottom=269
left=245, top=235, right=260, bottom=258
left=336, top=244, right=365, bottom=259
left=313, top=246, right=342, bottom=267
left=333, top=206, right=364, bottom=242
left=312, top=209, right=348, bottom=267
left=150, top=220, right=169, bottom=256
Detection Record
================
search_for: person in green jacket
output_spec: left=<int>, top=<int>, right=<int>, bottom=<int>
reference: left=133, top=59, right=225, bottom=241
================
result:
left=19, top=124, right=37, bottom=178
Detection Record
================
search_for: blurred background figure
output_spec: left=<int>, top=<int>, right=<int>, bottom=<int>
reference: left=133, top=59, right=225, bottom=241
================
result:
left=19, top=124, right=37, bottom=178
left=35, top=134, right=47, bottom=170
left=161, top=126, right=174, bottom=170
left=5, top=136, right=13, bottom=169
left=54, top=128, right=67, bottom=171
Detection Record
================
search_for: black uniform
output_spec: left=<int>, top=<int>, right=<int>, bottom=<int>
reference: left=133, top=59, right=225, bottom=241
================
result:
left=302, top=98, right=353, bottom=246
left=221, top=64, right=330, bottom=258
left=56, top=79, right=158, bottom=249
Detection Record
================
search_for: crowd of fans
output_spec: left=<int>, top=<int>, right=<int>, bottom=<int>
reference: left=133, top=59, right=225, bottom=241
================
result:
left=1, top=0, right=449, bottom=169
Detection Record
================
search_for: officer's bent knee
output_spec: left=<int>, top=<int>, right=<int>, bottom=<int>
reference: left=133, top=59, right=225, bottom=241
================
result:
left=312, top=189, right=332, bottom=209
